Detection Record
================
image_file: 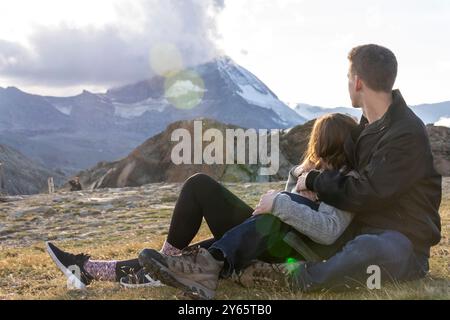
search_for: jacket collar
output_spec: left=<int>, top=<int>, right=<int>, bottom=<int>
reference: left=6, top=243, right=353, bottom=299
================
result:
left=344, top=90, right=408, bottom=168
left=358, top=89, right=407, bottom=132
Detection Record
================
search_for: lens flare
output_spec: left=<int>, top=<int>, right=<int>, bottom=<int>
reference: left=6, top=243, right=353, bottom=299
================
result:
left=285, top=257, right=300, bottom=273
left=149, top=43, right=184, bottom=77
left=286, top=257, right=297, bottom=264
left=164, top=70, right=205, bottom=110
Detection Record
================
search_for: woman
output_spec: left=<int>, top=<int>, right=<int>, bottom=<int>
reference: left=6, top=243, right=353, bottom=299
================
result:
left=46, top=113, right=358, bottom=290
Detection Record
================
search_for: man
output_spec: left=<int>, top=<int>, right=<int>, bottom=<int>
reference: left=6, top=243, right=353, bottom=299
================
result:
left=139, top=44, right=442, bottom=299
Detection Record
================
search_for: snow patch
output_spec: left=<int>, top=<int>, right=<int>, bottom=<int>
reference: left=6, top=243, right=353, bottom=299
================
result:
left=165, top=80, right=206, bottom=98
left=53, top=105, right=72, bottom=116
left=216, top=57, right=298, bottom=126
left=113, top=97, right=169, bottom=119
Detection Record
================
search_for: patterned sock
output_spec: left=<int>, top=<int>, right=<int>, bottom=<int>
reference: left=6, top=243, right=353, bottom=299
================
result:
left=160, top=240, right=182, bottom=256
left=83, top=260, right=118, bottom=282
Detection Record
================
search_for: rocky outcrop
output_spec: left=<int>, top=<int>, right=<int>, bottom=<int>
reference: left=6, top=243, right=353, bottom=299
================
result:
left=76, top=120, right=450, bottom=190
left=427, top=125, right=450, bottom=176
left=74, top=119, right=315, bottom=189
left=77, top=119, right=283, bottom=189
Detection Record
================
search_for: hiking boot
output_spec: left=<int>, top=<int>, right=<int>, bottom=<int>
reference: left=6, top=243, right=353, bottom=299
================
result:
left=231, top=260, right=303, bottom=288
left=45, top=242, right=93, bottom=289
left=138, top=246, right=224, bottom=300
left=119, top=269, right=164, bottom=288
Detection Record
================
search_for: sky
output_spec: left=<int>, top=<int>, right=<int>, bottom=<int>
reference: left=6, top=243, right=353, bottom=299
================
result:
left=0, top=0, right=449, bottom=107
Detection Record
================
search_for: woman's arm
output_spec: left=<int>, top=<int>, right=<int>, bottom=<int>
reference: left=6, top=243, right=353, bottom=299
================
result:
left=271, top=193, right=354, bottom=245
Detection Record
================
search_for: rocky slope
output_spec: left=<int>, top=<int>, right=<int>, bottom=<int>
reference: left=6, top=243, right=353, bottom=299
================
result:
left=74, top=119, right=450, bottom=190
left=76, top=119, right=305, bottom=189
left=0, top=144, right=65, bottom=196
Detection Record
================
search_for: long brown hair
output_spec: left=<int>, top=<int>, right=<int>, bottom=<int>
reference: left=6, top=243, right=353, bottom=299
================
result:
left=301, top=113, right=358, bottom=171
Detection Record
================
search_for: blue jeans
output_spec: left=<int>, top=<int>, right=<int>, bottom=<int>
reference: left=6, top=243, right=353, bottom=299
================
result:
left=209, top=193, right=429, bottom=291
left=293, top=228, right=429, bottom=292
left=209, top=192, right=324, bottom=275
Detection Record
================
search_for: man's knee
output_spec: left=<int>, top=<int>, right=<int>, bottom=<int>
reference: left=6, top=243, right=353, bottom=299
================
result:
left=350, top=231, right=414, bottom=263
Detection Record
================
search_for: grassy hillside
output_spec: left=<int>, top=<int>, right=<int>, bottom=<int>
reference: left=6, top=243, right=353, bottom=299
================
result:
left=0, top=179, right=449, bottom=300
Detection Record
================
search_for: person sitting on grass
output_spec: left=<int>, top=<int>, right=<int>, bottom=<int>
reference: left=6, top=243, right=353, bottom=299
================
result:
left=45, top=113, right=359, bottom=292
left=134, top=44, right=442, bottom=299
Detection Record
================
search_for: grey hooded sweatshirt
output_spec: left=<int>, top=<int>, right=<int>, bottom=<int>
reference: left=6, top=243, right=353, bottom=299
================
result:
left=271, top=166, right=356, bottom=245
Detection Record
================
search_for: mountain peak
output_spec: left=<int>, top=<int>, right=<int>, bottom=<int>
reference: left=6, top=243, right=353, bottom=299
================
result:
left=6, top=86, right=22, bottom=93
left=213, top=55, right=234, bottom=64
left=80, top=89, right=95, bottom=96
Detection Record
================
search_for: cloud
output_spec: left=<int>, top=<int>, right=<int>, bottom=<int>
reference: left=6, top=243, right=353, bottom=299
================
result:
left=0, top=0, right=224, bottom=89
left=435, top=117, right=450, bottom=128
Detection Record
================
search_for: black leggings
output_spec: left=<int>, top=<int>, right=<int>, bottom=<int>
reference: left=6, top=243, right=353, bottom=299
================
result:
left=166, top=173, right=254, bottom=249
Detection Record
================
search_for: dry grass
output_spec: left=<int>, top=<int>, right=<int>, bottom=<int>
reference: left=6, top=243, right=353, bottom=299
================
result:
left=0, top=180, right=449, bottom=300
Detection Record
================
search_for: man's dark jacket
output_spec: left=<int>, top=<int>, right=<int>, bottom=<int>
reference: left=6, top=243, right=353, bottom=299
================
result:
left=306, top=90, right=442, bottom=256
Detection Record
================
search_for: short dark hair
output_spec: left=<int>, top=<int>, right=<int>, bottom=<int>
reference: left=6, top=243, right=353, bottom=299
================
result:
left=348, top=44, right=398, bottom=93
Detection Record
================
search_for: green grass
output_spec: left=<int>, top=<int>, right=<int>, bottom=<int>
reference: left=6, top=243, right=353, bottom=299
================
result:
left=0, top=180, right=449, bottom=300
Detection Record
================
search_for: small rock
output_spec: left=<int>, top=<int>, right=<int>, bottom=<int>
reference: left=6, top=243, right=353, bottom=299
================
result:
left=14, top=206, right=57, bottom=219
left=44, top=208, right=58, bottom=218
left=52, top=197, right=64, bottom=203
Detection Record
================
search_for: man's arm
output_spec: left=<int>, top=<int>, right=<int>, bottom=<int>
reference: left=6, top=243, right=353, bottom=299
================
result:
left=305, top=130, right=429, bottom=214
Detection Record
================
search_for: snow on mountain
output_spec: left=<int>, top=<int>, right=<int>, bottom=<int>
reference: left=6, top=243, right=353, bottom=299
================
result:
left=112, top=97, right=168, bottom=119
left=216, top=57, right=303, bottom=126
left=53, top=104, right=72, bottom=116
left=295, top=103, right=362, bottom=121
left=165, top=80, right=207, bottom=98
left=103, top=56, right=305, bottom=128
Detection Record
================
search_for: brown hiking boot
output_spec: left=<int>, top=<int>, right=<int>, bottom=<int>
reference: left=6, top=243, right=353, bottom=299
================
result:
left=139, top=246, right=224, bottom=300
left=230, top=260, right=303, bottom=288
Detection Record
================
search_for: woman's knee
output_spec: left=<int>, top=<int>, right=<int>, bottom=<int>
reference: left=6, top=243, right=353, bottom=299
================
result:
left=183, top=173, right=218, bottom=192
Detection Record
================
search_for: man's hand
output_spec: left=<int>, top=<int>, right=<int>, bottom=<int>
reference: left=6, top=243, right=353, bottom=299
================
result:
left=252, top=190, right=279, bottom=216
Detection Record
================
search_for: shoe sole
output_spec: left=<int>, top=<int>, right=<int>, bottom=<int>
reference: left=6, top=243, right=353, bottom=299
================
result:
left=139, top=250, right=214, bottom=300
left=45, top=242, right=86, bottom=290
left=119, top=276, right=164, bottom=289
left=119, top=280, right=163, bottom=289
